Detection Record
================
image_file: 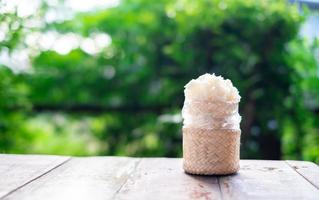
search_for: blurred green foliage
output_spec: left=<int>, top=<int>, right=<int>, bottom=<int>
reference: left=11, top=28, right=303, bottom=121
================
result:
left=0, top=0, right=318, bottom=162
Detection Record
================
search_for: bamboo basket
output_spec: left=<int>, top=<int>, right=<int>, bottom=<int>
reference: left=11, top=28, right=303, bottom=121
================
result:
left=183, top=127, right=240, bottom=175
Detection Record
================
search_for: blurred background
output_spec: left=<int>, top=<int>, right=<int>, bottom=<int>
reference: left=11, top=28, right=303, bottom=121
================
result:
left=0, top=0, right=318, bottom=163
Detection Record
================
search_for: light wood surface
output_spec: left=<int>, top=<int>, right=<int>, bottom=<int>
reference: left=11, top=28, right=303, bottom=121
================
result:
left=286, top=160, right=319, bottom=190
left=115, top=158, right=222, bottom=200
left=0, top=154, right=318, bottom=200
left=0, top=154, right=69, bottom=198
left=3, top=157, right=140, bottom=200
left=219, top=160, right=319, bottom=200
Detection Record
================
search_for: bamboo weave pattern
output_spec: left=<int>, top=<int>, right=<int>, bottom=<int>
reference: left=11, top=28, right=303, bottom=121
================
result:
left=183, top=127, right=240, bottom=175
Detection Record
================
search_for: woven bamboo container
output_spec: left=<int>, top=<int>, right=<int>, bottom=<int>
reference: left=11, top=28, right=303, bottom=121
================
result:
left=183, top=127, right=240, bottom=175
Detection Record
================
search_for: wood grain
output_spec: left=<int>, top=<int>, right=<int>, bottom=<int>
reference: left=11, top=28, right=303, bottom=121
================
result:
left=0, top=154, right=69, bottom=199
left=115, top=158, right=222, bottom=200
left=1, top=155, right=319, bottom=200
left=286, top=160, right=319, bottom=190
left=3, top=157, right=140, bottom=200
left=219, top=160, right=319, bottom=200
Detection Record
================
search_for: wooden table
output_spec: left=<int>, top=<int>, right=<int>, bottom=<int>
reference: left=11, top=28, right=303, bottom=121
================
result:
left=0, top=154, right=319, bottom=200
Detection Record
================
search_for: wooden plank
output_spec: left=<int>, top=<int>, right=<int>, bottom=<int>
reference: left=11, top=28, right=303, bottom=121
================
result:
left=219, top=160, right=319, bottom=200
left=3, top=157, right=140, bottom=200
left=114, top=158, right=222, bottom=200
left=2, top=156, right=319, bottom=200
left=0, top=154, right=69, bottom=198
left=286, top=160, right=319, bottom=190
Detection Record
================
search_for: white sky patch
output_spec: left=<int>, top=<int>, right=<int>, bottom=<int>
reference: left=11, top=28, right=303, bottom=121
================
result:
left=39, top=31, right=59, bottom=50
left=1, top=0, right=120, bottom=21
left=80, top=33, right=112, bottom=55
left=0, top=0, right=41, bottom=17
left=66, top=0, right=120, bottom=12
left=300, top=14, right=319, bottom=41
left=53, top=33, right=82, bottom=55
left=94, top=33, right=112, bottom=50
left=25, top=32, right=42, bottom=48
left=26, top=31, right=112, bottom=55
left=0, top=0, right=116, bottom=71
left=44, top=7, right=73, bottom=23
left=0, top=49, right=31, bottom=73
left=80, top=38, right=98, bottom=55
left=0, top=23, right=9, bottom=41
left=25, top=31, right=59, bottom=51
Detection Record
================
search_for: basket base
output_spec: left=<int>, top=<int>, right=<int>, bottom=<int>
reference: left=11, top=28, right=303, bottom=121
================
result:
left=183, top=162, right=239, bottom=175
